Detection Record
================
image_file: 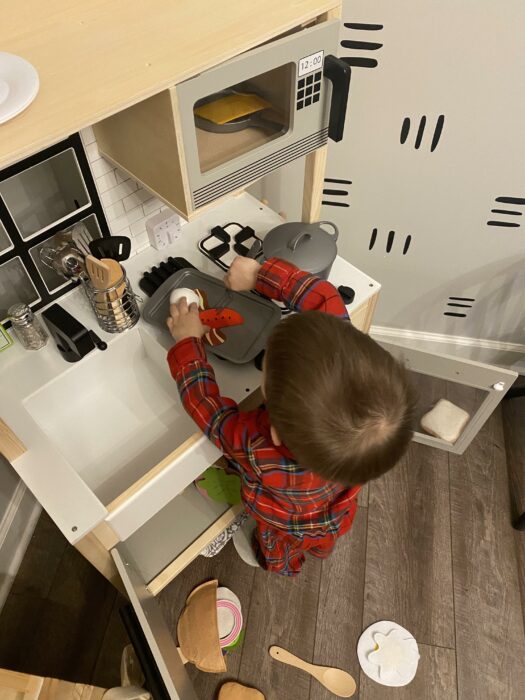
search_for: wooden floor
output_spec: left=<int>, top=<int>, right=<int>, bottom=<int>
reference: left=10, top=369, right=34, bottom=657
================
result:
left=1, top=393, right=524, bottom=699
left=0, top=511, right=128, bottom=688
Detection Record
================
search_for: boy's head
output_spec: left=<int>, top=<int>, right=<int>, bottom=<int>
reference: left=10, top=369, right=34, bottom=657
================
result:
left=264, top=312, right=416, bottom=486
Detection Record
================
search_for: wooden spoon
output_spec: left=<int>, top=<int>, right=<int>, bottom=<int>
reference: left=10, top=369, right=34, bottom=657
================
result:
left=269, top=646, right=356, bottom=698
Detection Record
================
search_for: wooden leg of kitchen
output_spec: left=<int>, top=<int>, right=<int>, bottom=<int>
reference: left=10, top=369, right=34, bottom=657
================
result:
left=0, top=418, right=27, bottom=462
left=302, top=145, right=328, bottom=223
left=75, top=525, right=126, bottom=596
left=360, top=291, right=379, bottom=334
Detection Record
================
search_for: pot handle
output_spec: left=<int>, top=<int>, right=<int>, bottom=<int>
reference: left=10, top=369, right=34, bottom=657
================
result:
left=317, top=221, right=339, bottom=242
left=288, top=232, right=312, bottom=251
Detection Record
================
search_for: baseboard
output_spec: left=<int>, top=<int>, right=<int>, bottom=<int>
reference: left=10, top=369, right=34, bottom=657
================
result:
left=370, top=325, right=525, bottom=371
left=0, top=481, right=41, bottom=612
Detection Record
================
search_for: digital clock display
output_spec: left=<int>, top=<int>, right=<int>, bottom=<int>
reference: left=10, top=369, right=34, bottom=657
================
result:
left=298, top=50, right=324, bottom=77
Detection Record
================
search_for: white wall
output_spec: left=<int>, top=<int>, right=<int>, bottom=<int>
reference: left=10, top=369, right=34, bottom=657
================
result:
left=258, top=1, right=525, bottom=368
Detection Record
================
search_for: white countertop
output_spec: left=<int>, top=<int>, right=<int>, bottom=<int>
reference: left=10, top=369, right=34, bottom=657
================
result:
left=0, top=193, right=380, bottom=544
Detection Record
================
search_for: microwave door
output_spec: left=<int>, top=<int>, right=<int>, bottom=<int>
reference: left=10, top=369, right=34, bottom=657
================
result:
left=176, top=19, right=343, bottom=210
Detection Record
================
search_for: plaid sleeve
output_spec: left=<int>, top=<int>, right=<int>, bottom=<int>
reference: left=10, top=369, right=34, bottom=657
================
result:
left=255, top=258, right=349, bottom=319
left=167, top=338, right=251, bottom=460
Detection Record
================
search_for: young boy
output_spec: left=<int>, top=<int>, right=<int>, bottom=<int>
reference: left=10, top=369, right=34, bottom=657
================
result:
left=167, top=256, right=415, bottom=576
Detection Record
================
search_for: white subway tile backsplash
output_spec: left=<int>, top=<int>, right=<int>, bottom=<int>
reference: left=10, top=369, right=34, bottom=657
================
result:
left=100, top=179, right=139, bottom=208
left=109, top=205, right=144, bottom=235
left=115, top=168, right=130, bottom=185
left=130, top=219, right=147, bottom=237
left=131, top=231, right=150, bottom=254
left=81, top=126, right=96, bottom=145
left=142, top=197, right=165, bottom=216
left=91, top=157, right=114, bottom=178
left=96, top=170, right=118, bottom=193
left=105, top=200, right=125, bottom=222
left=85, top=142, right=100, bottom=161
left=123, top=188, right=153, bottom=212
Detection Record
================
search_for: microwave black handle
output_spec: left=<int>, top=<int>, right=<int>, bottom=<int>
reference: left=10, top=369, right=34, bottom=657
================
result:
left=323, top=55, right=351, bottom=142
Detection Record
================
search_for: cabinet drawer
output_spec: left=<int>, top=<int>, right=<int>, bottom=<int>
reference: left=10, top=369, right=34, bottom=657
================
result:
left=112, top=486, right=242, bottom=699
left=115, top=485, right=242, bottom=595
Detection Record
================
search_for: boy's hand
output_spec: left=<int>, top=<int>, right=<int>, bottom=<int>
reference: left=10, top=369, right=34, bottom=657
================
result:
left=224, top=256, right=261, bottom=292
left=167, top=298, right=208, bottom=343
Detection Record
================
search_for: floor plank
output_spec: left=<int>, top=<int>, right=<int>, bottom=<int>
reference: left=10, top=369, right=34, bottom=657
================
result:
left=310, top=506, right=368, bottom=700
left=158, top=540, right=256, bottom=699
left=501, top=391, right=525, bottom=632
left=28, top=544, right=117, bottom=683
left=237, top=556, right=322, bottom=700
left=0, top=593, right=43, bottom=670
left=450, top=402, right=525, bottom=700
left=358, top=483, right=369, bottom=508
left=359, top=643, right=457, bottom=700
left=8, top=511, right=67, bottom=599
left=364, top=440, right=455, bottom=648
left=91, top=591, right=130, bottom=688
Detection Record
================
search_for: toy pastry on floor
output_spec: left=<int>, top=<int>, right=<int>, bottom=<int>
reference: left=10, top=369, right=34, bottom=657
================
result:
left=166, top=256, right=417, bottom=576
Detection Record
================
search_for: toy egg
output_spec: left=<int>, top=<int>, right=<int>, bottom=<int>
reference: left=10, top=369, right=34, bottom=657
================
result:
left=169, top=287, right=200, bottom=307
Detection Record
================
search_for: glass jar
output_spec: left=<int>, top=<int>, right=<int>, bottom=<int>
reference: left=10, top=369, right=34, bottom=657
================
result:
left=8, top=304, right=49, bottom=350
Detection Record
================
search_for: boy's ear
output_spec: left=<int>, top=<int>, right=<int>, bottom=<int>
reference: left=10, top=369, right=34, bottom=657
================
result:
left=270, top=424, right=281, bottom=446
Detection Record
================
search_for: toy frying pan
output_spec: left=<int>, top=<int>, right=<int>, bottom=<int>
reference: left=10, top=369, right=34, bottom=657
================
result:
left=194, top=89, right=283, bottom=134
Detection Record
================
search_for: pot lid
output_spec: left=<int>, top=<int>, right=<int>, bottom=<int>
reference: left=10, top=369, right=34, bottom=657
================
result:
left=263, top=221, right=338, bottom=273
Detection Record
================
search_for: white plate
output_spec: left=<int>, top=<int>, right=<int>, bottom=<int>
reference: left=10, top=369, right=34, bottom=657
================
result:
left=0, top=52, right=39, bottom=124
left=216, top=587, right=243, bottom=644
left=357, top=620, right=419, bottom=687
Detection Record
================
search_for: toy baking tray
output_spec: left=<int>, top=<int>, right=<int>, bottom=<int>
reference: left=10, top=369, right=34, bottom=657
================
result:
left=142, top=268, right=281, bottom=364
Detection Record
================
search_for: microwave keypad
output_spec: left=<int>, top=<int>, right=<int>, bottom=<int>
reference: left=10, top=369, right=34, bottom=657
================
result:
left=297, top=70, right=322, bottom=110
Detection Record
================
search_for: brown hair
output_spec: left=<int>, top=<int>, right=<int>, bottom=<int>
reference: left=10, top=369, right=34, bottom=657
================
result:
left=265, top=312, right=416, bottom=486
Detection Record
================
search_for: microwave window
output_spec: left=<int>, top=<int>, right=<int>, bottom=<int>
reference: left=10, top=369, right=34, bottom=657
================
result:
left=193, top=64, right=293, bottom=173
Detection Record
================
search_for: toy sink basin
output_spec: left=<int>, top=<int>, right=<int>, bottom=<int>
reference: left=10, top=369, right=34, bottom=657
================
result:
left=142, top=269, right=281, bottom=364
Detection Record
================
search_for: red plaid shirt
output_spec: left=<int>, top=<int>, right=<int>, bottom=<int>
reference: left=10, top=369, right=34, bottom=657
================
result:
left=168, top=258, right=360, bottom=538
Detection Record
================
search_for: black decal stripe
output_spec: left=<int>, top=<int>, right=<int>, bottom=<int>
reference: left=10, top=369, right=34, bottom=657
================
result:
left=491, top=208, right=522, bottom=216
left=495, top=196, right=525, bottom=205
left=430, top=115, right=445, bottom=152
left=340, top=40, right=383, bottom=50
left=322, top=189, right=349, bottom=196
left=400, top=117, right=410, bottom=144
left=344, top=23, right=384, bottom=30
left=415, top=116, right=426, bottom=149
left=341, top=57, right=378, bottom=68
left=487, top=221, right=521, bottom=227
